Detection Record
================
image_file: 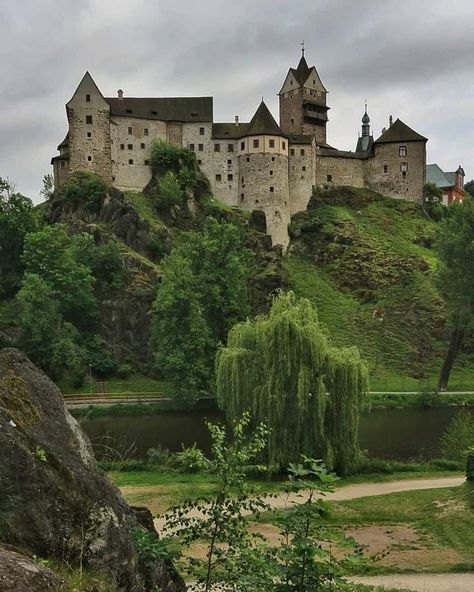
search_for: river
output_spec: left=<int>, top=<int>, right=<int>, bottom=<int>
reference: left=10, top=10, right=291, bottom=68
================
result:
left=79, top=406, right=463, bottom=461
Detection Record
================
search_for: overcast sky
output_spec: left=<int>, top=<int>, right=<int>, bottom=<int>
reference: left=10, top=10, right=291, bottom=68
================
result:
left=1, top=0, right=474, bottom=202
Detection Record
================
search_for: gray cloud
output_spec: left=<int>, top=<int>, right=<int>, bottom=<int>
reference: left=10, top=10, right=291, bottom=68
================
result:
left=1, top=0, right=473, bottom=201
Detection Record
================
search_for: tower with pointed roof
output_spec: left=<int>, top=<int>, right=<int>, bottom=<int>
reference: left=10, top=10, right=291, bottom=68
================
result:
left=278, top=52, right=329, bottom=144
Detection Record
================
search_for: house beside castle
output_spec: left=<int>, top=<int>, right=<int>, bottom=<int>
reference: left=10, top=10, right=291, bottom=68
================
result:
left=52, top=52, right=428, bottom=247
left=426, top=163, right=467, bottom=205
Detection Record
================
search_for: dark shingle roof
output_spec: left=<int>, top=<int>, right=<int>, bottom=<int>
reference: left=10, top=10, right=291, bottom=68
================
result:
left=246, top=101, right=284, bottom=137
left=212, top=122, right=250, bottom=139
left=375, top=119, right=427, bottom=144
left=288, top=134, right=314, bottom=144
left=293, top=56, right=311, bottom=85
left=106, top=96, right=213, bottom=122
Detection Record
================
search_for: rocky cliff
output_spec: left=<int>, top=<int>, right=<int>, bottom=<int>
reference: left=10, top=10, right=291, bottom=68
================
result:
left=0, top=348, right=185, bottom=591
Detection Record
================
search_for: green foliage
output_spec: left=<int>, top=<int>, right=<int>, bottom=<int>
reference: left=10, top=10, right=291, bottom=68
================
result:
left=70, top=233, right=123, bottom=287
left=57, top=170, right=109, bottom=211
left=424, top=182, right=446, bottom=221
left=0, top=186, right=39, bottom=296
left=40, top=173, right=54, bottom=200
left=440, top=409, right=474, bottom=461
left=155, top=171, right=184, bottom=208
left=464, top=179, right=474, bottom=198
left=86, top=335, right=118, bottom=377
left=216, top=291, right=368, bottom=474
left=151, top=217, right=252, bottom=401
left=170, top=443, right=210, bottom=473
left=131, top=528, right=177, bottom=562
left=150, top=140, right=196, bottom=175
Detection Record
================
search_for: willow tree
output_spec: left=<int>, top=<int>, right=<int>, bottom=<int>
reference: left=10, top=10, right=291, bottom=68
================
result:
left=216, top=291, right=368, bottom=475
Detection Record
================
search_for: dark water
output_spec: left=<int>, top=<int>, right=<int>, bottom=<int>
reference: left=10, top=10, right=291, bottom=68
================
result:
left=79, top=407, right=462, bottom=461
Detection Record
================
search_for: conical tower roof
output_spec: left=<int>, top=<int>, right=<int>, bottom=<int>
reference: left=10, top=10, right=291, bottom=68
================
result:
left=294, top=55, right=311, bottom=85
left=246, top=100, right=284, bottom=136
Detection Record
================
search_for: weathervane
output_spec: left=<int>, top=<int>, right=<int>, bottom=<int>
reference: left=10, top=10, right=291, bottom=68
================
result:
left=301, top=40, right=305, bottom=57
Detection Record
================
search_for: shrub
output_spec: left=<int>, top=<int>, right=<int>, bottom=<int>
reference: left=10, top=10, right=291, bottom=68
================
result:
left=146, top=445, right=171, bottom=467
left=116, top=363, right=133, bottom=379
left=58, top=171, right=108, bottom=211
left=150, top=140, right=195, bottom=175
left=440, top=410, right=474, bottom=461
left=155, top=171, right=184, bottom=209
left=170, top=443, right=209, bottom=473
left=86, top=335, right=118, bottom=377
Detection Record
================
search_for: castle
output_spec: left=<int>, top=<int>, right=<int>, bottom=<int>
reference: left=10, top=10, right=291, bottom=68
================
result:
left=52, top=52, right=428, bottom=246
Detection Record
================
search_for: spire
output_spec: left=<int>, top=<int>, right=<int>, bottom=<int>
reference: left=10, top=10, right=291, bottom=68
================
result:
left=301, top=40, right=305, bottom=58
left=361, top=102, right=370, bottom=137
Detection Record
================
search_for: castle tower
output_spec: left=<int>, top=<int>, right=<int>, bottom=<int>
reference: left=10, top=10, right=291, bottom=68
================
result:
left=278, top=50, right=329, bottom=144
left=238, top=100, right=290, bottom=247
left=66, top=72, right=112, bottom=182
left=355, top=103, right=373, bottom=152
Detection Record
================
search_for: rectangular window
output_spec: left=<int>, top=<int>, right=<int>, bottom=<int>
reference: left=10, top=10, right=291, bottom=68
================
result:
left=383, top=165, right=388, bottom=174
left=189, top=143, right=195, bottom=151
left=327, top=174, right=332, bottom=182
left=401, top=162, right=408, bottom=172
left=270, top=186, right=274, bottom=192
left=128, top=127, right=133, bottom=135
left=200, top=127, right=205, bottom=135
left=246, top=157, right=250, bottom=162
left=86, top=94, right=91, bottom=102
left=270, top=170, right=273, bottom=176
left=302, top=166, right=306, bottom=171
left=271, top=156, right=275, bottom=161
left=198, top=144, right=204, bottom=151
left=87, top=155, right=92, bottom=161
left=87, top=132, right=92, bottom=138
left=399, top=145, right=407, bottom=156
left=214, top=143, right=220, bottom=152
left=128, top=144, right=133, bottom=150
left=253, top=139, right=259, bottom=148
left=227, top=159, right=232, bottom=165
left=215, top=174, right=222, bottom=182
left=144, top=128, right=149, bottom=136
left=269, top=139, right=275, bottom=148
left=128, top=159, right=134, bottom=164
left=145, top=159, right=150, bottom=165
left=197, top=159, right=202, bottom=165
left=240, top=141, right=245, bottom=150
left=228, top=144, right=234, bottom=152
left=228, top=174, right=233, bottom=182
left=282, top=141, right=286, bottom=150
left=86, top=115, right=93, bottom=124
left=290, top=148, right=295, bottom=156
left=120, top=144, right=125, bottom=150
left=60, top=161, right=66, bottom=168
left=300, top=148, right=305, bottom=156
left=141, top=143, right=145, bottom=149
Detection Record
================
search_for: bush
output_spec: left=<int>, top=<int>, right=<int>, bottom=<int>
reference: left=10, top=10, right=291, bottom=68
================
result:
left=86, top=335, right=118, bottom=377
left=116, top=363, right=133, bottom=379
left=440, top=410, right=474, bottom=461
left=170, top=443, right=209, bottom=473
left=155, top=171, right=184, bottom=209
left=146, top=445, right=171, bottom=467
left=150, top=140, right=195, bottom=175
left=58, top=171, right=108, bottom=211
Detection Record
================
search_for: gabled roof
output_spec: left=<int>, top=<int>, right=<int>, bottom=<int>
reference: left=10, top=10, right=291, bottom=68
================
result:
left=245, top=101, right=284, bottom=137
left=375, top=119, right=427, bottom=144
left=278, top=55, right=327, bottom=95
left=67, top=71, right=106, bottom=106
left=212, top=122, right=250, bottom=139
left=106, top=96, right=213, bottom=122
left=426, top=164, right=454, bottom=188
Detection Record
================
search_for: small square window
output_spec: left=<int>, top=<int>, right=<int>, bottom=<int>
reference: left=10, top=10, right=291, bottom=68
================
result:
left=300, top=149, right=305, bottom=156
left=302, top=166, right=306, bottom=171
left=228, top=144, right=234, bottom=152
left=270, top=170, right=273, bottom=176
left=327, top=175, right=332, bottom=182
left=383, top=165, right=388, bottom=174
left=269, top=139, right=275, bottom=148
left=144, top=128, right=149, bottom=136
left=227, top=159, right=232, bottom=165
left=128, top=144, right=133, bottom=150
left=85, top=94, right=91, bottom=102
left=246, top=157, right=250, bottom=162
left=253, top=139, right=259, bottom=148
left=198, top=144, right=203, bottom=151
left=87, top=155, right=92, bottom=161
left=271, top=156, right=275, bottom=161
left=240, top=141, right=245, bottom=150
left=200, top=127, right=205, bottom=135
left=290, top=148, right=295, bottom=156
left=128, top=127, right=133, bottom=135
left=270, top=186, right=274, bottom=193
left=197, top=159, right=202, bottom=165
left=87, top=132, right=92, bottom=138
left=240, top=193, right=244, bottom=200
left=129, top=159, right=134, bottom=165
left=86, top=115, right=93, bottom=124
left=282, top=141, right=286, bottom=150
left=214, top=143, right=220, bottom=152
left=228, top=174, right=233, bottom=182
left=141, top=143, right=145, bottom=149
left=216, top=174, right=222, bottom=182
left=120, top=144, right=124, bottom=150
left=189, top=143, right=195, bottom=151
left=145, top=159, right=150, bottom=165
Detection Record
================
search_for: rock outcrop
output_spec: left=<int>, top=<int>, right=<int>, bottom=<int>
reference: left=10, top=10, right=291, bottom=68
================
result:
left=0, top=348, right=185, bottom=592
left=0, top=547, right=65, bottom=592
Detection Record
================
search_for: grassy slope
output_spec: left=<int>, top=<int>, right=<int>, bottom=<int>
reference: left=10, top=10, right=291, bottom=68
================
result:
left=285, top=188, right=474, bottom=391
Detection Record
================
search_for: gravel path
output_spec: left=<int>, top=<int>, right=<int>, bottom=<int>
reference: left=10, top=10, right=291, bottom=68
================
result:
left=351, top=572, right=474, bottom=591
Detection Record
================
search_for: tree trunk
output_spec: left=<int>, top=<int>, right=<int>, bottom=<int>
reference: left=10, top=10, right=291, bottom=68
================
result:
left=437, top=327, right=465, bottom=392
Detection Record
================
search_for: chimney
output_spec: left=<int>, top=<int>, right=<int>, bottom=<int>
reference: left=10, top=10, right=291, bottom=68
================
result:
left=389, top=115, right=393, bottom=127
left=118, top=89, right=124, bottom=100
left=234, top=115, right=239, bottom=126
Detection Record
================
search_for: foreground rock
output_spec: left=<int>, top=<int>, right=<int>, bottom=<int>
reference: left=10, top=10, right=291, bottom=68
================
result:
left=0, top=547, right=64, bottom=592
left=0, top=348, right=185, bottom=592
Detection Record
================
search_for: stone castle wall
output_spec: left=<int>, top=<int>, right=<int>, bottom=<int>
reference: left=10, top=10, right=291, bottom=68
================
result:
left=316, top=154, right=365, bottom=187
left=288, top=142, right=316, bottom=215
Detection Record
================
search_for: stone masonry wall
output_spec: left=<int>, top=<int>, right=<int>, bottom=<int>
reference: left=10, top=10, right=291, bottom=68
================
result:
left=238, top=152, right=290, bottom=247
left=316, top=154, right=365, bottom=187
left=289, top=142, right=316, bottom=215
left=365, top=141, right=426, bottom=202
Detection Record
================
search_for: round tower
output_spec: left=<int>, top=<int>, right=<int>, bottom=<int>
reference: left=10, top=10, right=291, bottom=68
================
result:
left=237, top=101, right=290, bottom=247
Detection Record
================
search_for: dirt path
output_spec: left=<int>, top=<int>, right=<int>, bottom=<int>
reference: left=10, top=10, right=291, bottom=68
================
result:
left=351, top=573, right=474, bottom=591
left=153, top=475, right=464, bottom=530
